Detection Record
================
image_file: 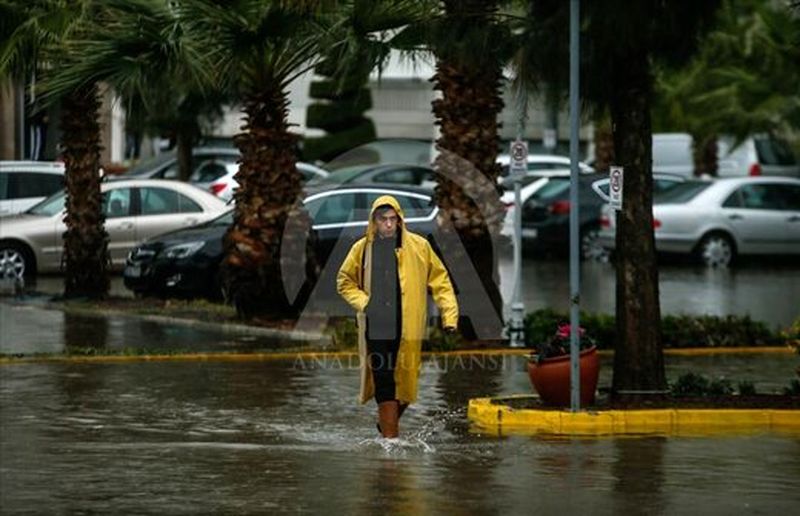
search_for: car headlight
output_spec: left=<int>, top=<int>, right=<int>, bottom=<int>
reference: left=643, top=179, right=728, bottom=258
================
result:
left=162, top=241, right=205, bottom=259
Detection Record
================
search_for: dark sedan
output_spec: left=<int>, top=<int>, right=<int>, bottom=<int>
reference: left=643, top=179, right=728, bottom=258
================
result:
left=123, top=185, right=438, bottom=299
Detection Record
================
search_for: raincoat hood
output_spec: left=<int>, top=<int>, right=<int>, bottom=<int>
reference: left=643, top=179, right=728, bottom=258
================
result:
left=366, top=195, right=405, bottom=242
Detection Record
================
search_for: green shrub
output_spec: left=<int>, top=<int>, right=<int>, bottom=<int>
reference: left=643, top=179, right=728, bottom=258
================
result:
left=784, top=379, right=800, bottom=396
left=737, top=381, right=757, bottom=396
left=672, top=372, right=710, bottom=396
left=707, top=378, right=734, bottom=396
left=522, top=309, right=784, bottom=349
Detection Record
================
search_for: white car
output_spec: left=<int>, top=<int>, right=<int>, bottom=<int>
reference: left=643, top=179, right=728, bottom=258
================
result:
left=500, top=170, right=571, bottom=239
left=497, top=154, right=593, bottom=189
left=208, top=162, right=329, bottom=201
left=652, top=133, right=800, bottom=178
left=0, top=179, right=227, bottom=278
left=0, top=161, right=65, bottom=216
left=598, top=177, right=800, bottom=267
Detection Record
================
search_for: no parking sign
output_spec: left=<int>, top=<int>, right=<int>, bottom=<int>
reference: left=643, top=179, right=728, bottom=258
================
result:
left=609, top=166, right=623, bottom=210
left=509, top=139, right=528, bottom=178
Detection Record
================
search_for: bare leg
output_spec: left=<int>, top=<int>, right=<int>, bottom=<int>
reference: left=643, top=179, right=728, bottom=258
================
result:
left=378, top=401, right=399, bottom=438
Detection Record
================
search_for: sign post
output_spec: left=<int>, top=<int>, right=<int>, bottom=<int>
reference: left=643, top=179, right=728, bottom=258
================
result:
left=509, top=138, right=527, bottom=348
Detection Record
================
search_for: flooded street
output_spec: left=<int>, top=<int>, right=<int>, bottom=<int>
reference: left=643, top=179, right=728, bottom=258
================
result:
left=2, top=354, right=799, bottom=513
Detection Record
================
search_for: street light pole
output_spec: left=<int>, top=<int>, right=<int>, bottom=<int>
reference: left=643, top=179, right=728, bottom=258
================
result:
left=568, top=0, right=582, bottom=411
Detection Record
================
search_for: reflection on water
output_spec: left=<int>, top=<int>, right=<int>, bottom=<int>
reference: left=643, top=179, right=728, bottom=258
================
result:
left=2, top=356, right=800, bottom=513
left=497, top=253, right=800, bottom=329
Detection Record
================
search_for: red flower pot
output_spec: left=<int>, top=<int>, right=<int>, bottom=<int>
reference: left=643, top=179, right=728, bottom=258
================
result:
left=527, top=346, right=600, bottom=406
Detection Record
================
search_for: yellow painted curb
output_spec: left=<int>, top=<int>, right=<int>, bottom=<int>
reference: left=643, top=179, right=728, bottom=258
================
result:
left=0, top=345, right=794, bottom=365
left=468, top=396, right=800, bottom=436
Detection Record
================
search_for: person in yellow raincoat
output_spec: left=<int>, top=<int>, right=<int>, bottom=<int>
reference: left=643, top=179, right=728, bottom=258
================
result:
left=337, top=195, right=458, bottom=438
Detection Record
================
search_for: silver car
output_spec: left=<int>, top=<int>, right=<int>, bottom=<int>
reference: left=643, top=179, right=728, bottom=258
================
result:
left=0, top=179, right=227, bottom=278
left=598, top=177, right=800, bottom=266
left=0, top=161, right=65, bottom=216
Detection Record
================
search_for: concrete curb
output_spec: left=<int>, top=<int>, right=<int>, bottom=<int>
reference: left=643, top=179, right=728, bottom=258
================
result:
left=468, top=395, right=800, bottom=436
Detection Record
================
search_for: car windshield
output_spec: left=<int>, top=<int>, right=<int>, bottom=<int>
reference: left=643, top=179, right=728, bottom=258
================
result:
left=654, top=181, right=711, bottom=204
left=124, top=152, right=174, bottom=177
left=755, top=137, right=797, bottom=166
left=26, top=189, right=66, bottom=216
left=531, top=178, right=570, bottom=200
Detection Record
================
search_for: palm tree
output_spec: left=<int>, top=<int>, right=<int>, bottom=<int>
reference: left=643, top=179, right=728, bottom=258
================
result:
left=522, top=0, right=721, bottom=395
left=184, top=0, right=334, bottom=319
left=0, top=0, right=110, bottom=298
left=654, top=0, right=800, bottom=175
left=428, top=0, right=511, bottom=341
left=7, top=0, right=213, bottom=298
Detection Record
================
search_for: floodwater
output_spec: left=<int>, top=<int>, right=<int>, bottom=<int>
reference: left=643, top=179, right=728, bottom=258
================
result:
left=2, top=354, right=799, bottom=514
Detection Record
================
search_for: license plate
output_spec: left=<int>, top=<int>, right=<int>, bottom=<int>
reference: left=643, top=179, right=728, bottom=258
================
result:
left=125, top=265, right=141, bottom=278
left=521, top=228, right=538, bottom=238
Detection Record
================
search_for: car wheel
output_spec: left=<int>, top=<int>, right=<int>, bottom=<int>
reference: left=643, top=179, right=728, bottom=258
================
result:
left=580, top=226, right=610, bottom=263
left=698, top=233, right=735, bottom=267
left=0, top=243, right=32, bottom=280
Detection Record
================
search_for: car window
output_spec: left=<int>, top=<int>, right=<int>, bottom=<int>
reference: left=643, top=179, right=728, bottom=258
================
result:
left=780, top=185, right=800, bottom=211
left=755, top=138, right=797, bottom=166
left=364, top=192, right=432, bottom=219
left=0, top=173, right=7, bottom=200
left=103, top=188, right=132, bottom=218
left=305, top=192, right=359, bottom=225
left=140, top=187, right=202, bottom=215
left=654, top=182, right=710, bottom=204
left=736, top=184, right=800, bottom=211
left=5, top=172, right=63, bottom=199
left=373, top=169, right=417, bottom=184
left=192, top=161, right=229, bottom=183
left=209, top=210, right=234, bottom=226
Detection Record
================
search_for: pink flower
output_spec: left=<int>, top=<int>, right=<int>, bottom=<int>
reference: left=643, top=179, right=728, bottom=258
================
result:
left=555, top=324, right=586, bottom=340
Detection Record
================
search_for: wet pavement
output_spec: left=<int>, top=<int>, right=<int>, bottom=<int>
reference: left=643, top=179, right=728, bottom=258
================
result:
left=2, top=354, right=799, bottom=513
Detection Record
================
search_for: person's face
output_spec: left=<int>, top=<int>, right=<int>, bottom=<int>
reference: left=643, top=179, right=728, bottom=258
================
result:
left=374, top=208, right=399, bottom=238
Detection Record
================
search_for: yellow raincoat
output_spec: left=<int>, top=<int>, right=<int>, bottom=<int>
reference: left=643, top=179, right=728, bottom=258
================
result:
left=337, top=195, right=458, bottom=405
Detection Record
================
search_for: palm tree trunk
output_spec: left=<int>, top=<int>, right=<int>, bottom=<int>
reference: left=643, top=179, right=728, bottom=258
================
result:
left=432, top=59, right=506, bottom=342
left=60, top=84, right=109, bottom=299
left=692, top=133, right=718, bottom=177
left=609, top=66, right=667, bottom=396
left=175, top=129, right=194, bottom=182
left=223, top=86, right=313, bottom=319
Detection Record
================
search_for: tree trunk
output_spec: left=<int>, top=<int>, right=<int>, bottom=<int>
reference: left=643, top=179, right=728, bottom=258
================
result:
left=431, top=59, right=506, bottom=342
left=692, top=133, right=718, bottom=177
left=593, top=118, right=615, bottom=172
left=60, top=84, right=109, bottom=299
left=175, top=129, right=195, bottom=182
left=610, top=66, right=667, bottom=395
left=222, top=86, right=315, bottom=320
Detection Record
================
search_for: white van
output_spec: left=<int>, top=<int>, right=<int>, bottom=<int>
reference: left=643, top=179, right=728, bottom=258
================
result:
left=651, top=133, right=799, bottom=178
left=0, top=161, right=65, bottom=216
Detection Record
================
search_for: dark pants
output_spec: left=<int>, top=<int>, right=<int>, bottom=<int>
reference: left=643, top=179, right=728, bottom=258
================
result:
left=368, top=339, right=400, bottom=404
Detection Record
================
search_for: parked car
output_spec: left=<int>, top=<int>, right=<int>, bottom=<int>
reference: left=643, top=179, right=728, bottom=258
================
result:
left=499, top=173, right=609, bottom=259
left=310, top=164, right=435, bottom=189
left=590, top=173, right=686, bottom=203
left=597, top=177, right=800, bottom=267
left=652, top=133, right=800, bottom=178
left=208, top=162, right=330, bottom=201
left=0, top=161, right=65, bottom=216
left=123, top=185, right=438, bottom=299
left=497, top=153, right=593, bottom=190
left=0, top=179, right=227, bottom=279
left=116, top=147, right=240, bottom=185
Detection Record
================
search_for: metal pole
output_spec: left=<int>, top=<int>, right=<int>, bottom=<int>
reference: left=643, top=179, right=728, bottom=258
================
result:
left=569, top=0, right=581, bottom=412
left=509, top=94, right=527, bottom=348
